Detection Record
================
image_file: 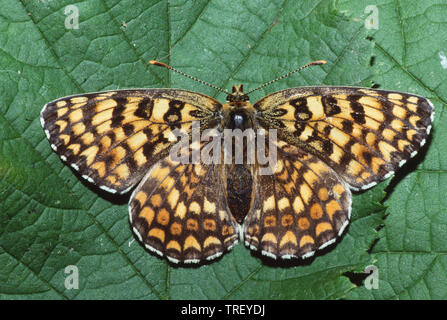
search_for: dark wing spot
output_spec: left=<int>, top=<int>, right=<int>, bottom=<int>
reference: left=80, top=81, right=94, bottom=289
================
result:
left=322, top=139, right=334, bottom=154
left=123, top=123, right=134, bottom=136
left=134, top=98, right=154, bottom=119
left=164, top=100, right=184, bottom=127
left=189, top=109, right=209, bottom=118
left=362, top=151, right=373, bottom=165
left=269, top=108, right=288, bottom=117
left=290, top=98, right=312, bottom=121
left=111, top=100, right=126, bottom=127
left=322, top=96, right=341, bottom=116
left=350, top=99, right=366, bottom=124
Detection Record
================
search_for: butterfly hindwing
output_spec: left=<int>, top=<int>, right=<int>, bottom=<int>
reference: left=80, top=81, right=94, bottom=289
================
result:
left=129, top=141, right=239, bottom=264
left=41, top=89, right=221, bottom=194
left=254, top=86, right=434, bottom=190
left=244, top=138, right=351, bottom=259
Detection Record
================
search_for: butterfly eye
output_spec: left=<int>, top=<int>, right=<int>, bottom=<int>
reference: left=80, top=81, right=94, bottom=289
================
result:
left=226, top=94, right=234, bottom=102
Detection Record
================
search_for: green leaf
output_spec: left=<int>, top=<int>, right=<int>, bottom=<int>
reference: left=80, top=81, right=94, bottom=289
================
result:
left=0, top=0, right=442, bottom=300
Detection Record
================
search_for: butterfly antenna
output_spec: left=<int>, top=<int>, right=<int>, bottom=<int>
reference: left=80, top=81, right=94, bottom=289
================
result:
left=246, top=60, right=327, bottom=95
left=150, top=60, right=231, bottom=95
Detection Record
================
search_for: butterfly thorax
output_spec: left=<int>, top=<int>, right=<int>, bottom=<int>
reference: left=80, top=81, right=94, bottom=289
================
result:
left=222, top=84, right=255, bottom=129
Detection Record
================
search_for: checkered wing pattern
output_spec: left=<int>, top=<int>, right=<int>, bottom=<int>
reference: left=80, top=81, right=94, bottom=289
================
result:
left=41, top=81, right=434, bottom=264
left=40, top=89, right=220, bottom=194
left=129, top=141, right=239, bottom=264
left=254, top=87, right=434, bottom=191
left=244, top=138, right=351, bottom=259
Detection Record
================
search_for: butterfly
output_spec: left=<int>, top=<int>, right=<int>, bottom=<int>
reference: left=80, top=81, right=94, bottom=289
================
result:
left=40, top=60, right=434, bottom=264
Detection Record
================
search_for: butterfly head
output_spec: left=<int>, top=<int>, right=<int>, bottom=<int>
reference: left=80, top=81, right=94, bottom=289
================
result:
left=226, top=84, right=250, bottom=104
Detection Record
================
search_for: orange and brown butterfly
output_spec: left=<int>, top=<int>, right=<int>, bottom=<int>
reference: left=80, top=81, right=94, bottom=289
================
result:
left=40, top=59, right=434, bottom=264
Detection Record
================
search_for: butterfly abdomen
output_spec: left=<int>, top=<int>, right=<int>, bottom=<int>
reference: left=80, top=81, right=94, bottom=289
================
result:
left=226, top=164, right=253, bottom=224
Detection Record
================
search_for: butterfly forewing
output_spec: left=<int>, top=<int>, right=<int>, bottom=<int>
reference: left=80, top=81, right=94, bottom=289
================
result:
left=41, top=89, right=221, bottom=194
left=254, top=86, right=434, bottom=190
